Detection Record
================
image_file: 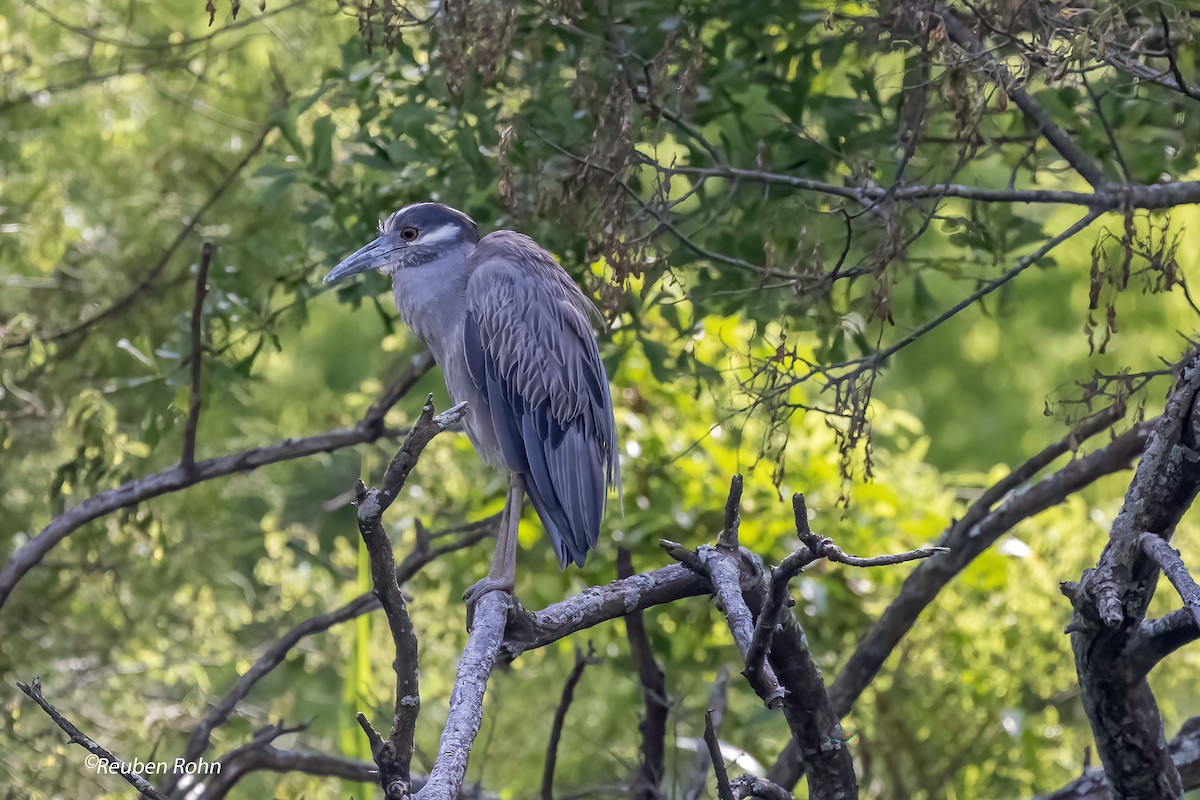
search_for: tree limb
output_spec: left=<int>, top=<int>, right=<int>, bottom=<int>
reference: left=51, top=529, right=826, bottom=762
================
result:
left=355, top=397, right=469, bottom=799
left=16, top=676, right=167, bottom=800
left=415, top=590, right=510, bottom=800
left=1067, top=359, right=1200, bottom=799
left=0, top=351, right=434, bottom=613
left=1138, top=533, right=1200, bottom=631
left=771, top=412, right=1149, bottom=788
left=1034, top=717, right=1200, bottom=800
left=541, top=645, right=595, bottom=800
left=620, top=548, right=669, bottom=800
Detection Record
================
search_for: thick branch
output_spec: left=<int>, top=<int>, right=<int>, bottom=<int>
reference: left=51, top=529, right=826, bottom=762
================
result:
left=1128, top=607, right=1200, bottom=675
left=415, top=590, right=510, bottom=800
left=730, top=775, right=793, bottom=800
left=1035, top=717, right=1200, bottom=800
left=17, top=676, right=167, bottom=800
left=500, top=563, right=710, bottom=658
left=1068, top=360, right=1200, bottom=799
left=0, top=351, right=433, bottom=613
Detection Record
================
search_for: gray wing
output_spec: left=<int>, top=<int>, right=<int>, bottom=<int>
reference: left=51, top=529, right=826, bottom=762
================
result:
left=463, top=234, right=619, bottom=568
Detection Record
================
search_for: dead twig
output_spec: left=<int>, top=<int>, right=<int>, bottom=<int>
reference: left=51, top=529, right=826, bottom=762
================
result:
left=181, top=242, right=213, bottom=471
left=620, top=548, right=669, bottom=800
left=17, top=677, right=168, bottom=800
left=541, top=644, right=597, bottom=800
left=355, top=397, right=469, bottom=799
left=704, top=709, right=736, bottom=800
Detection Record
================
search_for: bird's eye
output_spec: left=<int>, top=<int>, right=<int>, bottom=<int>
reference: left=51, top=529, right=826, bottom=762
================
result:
left=400, top=226, right=419, bottom=241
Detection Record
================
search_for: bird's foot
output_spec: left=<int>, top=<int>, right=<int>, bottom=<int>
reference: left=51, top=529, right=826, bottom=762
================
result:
left=464, top=575, right=515, bottom=630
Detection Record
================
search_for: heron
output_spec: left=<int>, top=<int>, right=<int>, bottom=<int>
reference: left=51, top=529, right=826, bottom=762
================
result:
left=324, top=202, right=620, bottom=609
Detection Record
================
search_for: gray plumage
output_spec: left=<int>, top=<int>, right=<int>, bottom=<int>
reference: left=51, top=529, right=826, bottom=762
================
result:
left=325, top=203, right=619, bottom=571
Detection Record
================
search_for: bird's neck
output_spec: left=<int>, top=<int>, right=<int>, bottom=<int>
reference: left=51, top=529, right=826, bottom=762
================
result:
left=390, top=248, right=474, bottom=357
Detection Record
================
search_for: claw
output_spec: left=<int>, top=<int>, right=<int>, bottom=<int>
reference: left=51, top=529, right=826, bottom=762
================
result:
left=464, top=575, right=515, bottom=630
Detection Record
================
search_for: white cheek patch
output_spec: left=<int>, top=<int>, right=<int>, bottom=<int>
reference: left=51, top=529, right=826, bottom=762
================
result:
left=418, top=224, right=462, bottom=247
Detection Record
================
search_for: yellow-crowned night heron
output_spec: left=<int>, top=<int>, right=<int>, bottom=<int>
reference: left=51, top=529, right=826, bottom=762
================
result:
left=324, top=203, right=620, bottom=608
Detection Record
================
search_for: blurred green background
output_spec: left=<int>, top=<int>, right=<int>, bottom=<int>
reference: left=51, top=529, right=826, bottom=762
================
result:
left=2, top=1, right=1199, bottom=798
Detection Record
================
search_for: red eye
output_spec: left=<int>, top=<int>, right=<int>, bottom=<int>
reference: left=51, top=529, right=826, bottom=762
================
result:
left=400, top=226, right=418, bottom=241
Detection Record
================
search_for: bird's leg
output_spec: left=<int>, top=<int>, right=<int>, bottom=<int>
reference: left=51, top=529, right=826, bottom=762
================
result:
left=464, top=472, right=523, bottom=616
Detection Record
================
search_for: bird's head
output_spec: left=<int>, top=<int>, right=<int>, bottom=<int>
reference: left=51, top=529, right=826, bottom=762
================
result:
left=323, top=202, right=480, bottom=284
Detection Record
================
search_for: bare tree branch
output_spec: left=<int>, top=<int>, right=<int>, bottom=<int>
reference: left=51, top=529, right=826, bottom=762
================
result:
left=16, top=676, right=168, bottom=800
left=1138, top=533, right=1200, bottom=631
left=416, top=590, right=511, bottom=800
left=1, top=124, right=273, bottom=353
left=541, top=645, right=596, bottom=800
left=500, top=563, right=710, bottom=658
left=662, top=165, right=1200, bottom=211
left=181, top=242, right=214, bottom=471
left=1128, top=607, right=1200, bottom=674
left=0, top=351, right=434, bottom=613
left=730, top=775, right=793, bottom=800
left=620, top=548, right=668, bottom=800
left=704, top=710, right=736, bottom=800
left=1067, top=359, right=1200, bottom=798
left=684, top=667, right=730, bottom=800
left=699, top=477, right=785, bottom=708
left=354, top=397, right=469, bottom=799
left=161, top=516, right=495, bottom=798
left=771, top=412, right=1150, bottom=788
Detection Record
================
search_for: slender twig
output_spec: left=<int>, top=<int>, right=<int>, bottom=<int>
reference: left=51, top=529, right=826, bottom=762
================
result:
left=620, top=548, right=669, bottom=800
left=660, top=164, right=1200, bottom=210
left=704, top=710, right=736, bottom=800
left=684, top=668, right=730, bottom=800
left=355, top=397, right=469, bottom=799
left=1139, top=533, right=1200, bottom=631
left=936, top=3, right=1110, bottom=188
left=809, top=210, right=1102, bottom=387
left=0, top=353, right=433, bottom=612
left=1157, top=8, right=1200, bottom=103
left=1, top=124, right=273, bottom=353
left=181, top=242, right=213, bottom=471
left=16, top=677, right=168, bottom=800
left=541, top=645, right=596, bottom=800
